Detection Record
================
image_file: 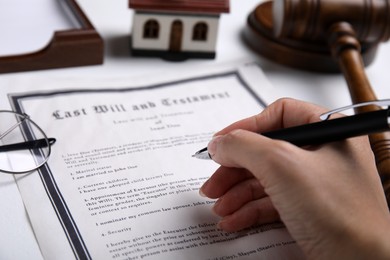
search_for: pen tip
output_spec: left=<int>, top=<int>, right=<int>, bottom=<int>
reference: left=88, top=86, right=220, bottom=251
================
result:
left=192, top=150, right=212, bottom=160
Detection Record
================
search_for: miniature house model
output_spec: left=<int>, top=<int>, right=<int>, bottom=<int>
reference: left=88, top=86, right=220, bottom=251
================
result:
left=129, top=0, right=230, bottom=60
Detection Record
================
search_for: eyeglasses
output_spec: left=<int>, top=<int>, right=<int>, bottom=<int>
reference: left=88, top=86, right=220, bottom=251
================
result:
left=0, top=110, right=56, bottom=174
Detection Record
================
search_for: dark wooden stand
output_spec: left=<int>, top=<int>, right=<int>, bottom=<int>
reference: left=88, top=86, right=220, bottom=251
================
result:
left=243, top=1, right=379, bottom=73
left=244, top=1, right=390, bottom=205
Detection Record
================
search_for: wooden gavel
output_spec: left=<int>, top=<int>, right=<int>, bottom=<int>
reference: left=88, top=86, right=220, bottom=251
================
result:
left=245, top=0, right=390, bottom=205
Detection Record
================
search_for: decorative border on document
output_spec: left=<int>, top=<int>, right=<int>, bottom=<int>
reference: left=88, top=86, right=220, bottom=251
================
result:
left=9, top=70, right=267, bottom=260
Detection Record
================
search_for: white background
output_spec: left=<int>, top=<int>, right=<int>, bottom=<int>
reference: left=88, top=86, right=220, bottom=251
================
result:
left=0, top=0, right=389, bottom=259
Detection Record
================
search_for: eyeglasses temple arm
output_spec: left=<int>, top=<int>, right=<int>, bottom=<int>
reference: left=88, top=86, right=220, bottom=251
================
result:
left=0, top=118, right=26, bottom=139
left=0, top=138, right=56, bottom=152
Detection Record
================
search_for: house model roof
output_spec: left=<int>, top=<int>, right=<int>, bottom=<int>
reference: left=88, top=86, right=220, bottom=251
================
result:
left=129, top=0, right=230, bottom=14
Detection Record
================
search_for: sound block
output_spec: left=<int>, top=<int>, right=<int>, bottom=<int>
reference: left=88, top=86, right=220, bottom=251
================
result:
left=243, top=1, right=379, bottom=73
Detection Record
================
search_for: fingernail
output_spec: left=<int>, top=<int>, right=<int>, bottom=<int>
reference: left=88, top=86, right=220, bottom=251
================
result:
left=208, top=135, right=223, bottom=158
left=212, top=199, right=221, bottom=213
left=216, top=220, right=224, bottom=230
left=199, top=179, right=209, bottom=197
left=199, top=188, right=206, bottom=197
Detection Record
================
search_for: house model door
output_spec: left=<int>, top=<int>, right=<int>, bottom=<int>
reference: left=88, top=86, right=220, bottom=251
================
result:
left=169, top=20, right=183, bottom=52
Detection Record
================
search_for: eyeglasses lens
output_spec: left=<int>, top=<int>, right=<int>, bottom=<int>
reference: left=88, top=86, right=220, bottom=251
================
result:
left=0, top=111, right=50, bottom=174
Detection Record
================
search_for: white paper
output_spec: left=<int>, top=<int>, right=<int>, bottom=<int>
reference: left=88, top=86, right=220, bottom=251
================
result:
left=8, top=62, right=304, bottom=259
left=0, top=0, right=76, bottom=56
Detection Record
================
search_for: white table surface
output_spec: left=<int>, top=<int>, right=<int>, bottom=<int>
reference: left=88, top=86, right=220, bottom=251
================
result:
left=0, top=0, right=389, bottom=259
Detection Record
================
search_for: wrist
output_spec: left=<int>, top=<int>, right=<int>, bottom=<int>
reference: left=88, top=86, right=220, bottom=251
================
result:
left=368, top=219, right=390, bottom=259
left=343, top=214, right=390, bottom=259
left=306, top=211, right=390, bottom=260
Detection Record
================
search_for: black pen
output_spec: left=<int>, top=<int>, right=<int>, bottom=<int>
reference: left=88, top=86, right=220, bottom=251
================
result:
left=192, top=107, right=390, bottom=159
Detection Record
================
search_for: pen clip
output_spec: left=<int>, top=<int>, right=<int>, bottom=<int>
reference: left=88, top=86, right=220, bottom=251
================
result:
left=320, top=99, right=390, bottom=121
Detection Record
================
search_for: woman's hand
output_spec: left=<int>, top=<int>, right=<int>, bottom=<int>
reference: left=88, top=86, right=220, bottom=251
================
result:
left=200, top=98, right=390, bottom=259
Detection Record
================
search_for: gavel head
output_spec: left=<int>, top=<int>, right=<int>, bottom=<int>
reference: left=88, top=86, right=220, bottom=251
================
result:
left=273, top=0, right=390, bottom=43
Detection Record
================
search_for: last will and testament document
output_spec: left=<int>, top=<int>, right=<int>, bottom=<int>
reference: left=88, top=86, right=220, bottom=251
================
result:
left=8, top=63, right=304, bottom=259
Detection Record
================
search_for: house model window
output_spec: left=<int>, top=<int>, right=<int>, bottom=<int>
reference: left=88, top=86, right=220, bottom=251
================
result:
left=193, top=22, right=208, bottom=41
left=129, top=0, right=230, bottom=60
left=143, top=20, right=160, bottom=39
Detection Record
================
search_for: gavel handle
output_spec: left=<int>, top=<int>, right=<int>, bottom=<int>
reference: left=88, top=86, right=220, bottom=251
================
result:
left=329, top=23, right=390, bottom=206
